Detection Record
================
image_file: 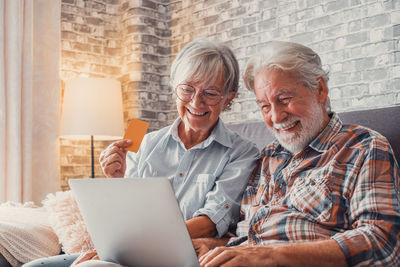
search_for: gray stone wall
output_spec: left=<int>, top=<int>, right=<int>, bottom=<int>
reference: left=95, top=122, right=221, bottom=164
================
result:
left=59, top=0, right=400, bottom=189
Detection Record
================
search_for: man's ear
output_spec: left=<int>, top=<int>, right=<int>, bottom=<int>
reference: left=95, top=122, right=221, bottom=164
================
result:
left=317, top=77, right=329, bottom=104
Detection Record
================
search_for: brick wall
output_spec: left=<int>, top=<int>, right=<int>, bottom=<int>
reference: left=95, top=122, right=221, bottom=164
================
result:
left=60, top=0, right=121, bottom=189
left=169, top=0, right=400, bottom=123
left=60, top=0, right=400, bottom=189
left=60, top=0, right=173, bottom=189
left=119, top=0, right=173, bottom=131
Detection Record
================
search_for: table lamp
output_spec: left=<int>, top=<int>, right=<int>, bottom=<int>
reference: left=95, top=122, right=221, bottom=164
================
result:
left=60, top=77, right=124, bottom=178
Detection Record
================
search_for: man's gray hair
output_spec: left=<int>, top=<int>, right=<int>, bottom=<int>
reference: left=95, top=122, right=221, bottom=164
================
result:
left=243, top=41, right=331, bottom=112
left=170, top=39, right=239, bottom=95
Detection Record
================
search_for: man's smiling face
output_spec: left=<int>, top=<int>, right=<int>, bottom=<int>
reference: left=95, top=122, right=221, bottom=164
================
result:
left=254, top=68, right=330, bottom=154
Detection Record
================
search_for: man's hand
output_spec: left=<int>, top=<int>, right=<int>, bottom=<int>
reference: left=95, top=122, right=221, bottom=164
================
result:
left=192, top=238, right=229, bottom=258
left=199, top=245, right=277, bottom=267
left=199, top=240, right=348, bottom=267
left=99, top=140, right=132, bottom=177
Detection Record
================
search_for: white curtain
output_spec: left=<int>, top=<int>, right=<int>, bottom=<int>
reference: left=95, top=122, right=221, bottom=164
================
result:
left=0, top=0, right=61, bottom=203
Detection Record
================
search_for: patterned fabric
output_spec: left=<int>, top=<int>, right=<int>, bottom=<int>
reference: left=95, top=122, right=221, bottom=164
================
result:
left=231, top=113, right=400, bottom=267
left=0, top=202, right=61, bottom=266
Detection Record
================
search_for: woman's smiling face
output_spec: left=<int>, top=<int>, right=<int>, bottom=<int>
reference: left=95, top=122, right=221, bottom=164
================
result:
left=176, top=74, right=235, bottom=136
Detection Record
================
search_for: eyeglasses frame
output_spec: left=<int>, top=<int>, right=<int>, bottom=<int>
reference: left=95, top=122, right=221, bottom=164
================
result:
left=174, top=84, right=226, bottom=106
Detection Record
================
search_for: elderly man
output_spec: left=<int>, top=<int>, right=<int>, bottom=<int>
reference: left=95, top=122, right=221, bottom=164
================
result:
left=196, top=41, right=400, bottom=267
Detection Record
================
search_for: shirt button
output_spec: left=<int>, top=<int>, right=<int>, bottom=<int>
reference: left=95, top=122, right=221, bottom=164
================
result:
left=179, top=173, right=183, bottom=177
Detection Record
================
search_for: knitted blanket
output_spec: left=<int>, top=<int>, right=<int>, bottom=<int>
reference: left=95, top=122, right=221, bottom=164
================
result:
left=0, top=202, right=61, bottom=267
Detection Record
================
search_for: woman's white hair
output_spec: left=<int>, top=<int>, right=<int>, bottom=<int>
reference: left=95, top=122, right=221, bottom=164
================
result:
left=170, top=39, right=239, bottom=95
left=243, top=41, right=331, bottom=112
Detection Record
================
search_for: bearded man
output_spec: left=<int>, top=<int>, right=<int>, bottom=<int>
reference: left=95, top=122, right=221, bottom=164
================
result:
left=196, top=41, right=400, bottom=267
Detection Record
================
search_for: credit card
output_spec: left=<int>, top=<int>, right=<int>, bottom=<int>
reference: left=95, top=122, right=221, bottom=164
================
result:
left=123, top=118, right=149, bottom=153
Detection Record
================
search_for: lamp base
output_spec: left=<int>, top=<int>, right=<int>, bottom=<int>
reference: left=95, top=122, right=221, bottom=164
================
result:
left=91, top=135, right=95, bottom=178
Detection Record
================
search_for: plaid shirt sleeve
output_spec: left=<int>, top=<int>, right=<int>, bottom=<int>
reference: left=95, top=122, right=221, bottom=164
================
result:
left=331, top=136, right=400, bottom=266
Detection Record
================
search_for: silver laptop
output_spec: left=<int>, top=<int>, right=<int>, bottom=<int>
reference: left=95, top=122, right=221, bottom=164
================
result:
left=69, top=178, right=200, bottom=267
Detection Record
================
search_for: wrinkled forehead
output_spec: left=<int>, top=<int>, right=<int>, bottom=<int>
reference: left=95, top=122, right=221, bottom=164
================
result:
left=254, top=67, right=302, bottom=90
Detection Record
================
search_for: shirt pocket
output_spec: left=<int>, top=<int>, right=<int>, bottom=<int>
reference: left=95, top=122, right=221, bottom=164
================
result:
left=179, top=174, right=216, bottom=219
left=190, top=173, right=217, bottom=203
left=183, top=174, right=216, bottom=208
left=287, top=176, right=333, bottom=222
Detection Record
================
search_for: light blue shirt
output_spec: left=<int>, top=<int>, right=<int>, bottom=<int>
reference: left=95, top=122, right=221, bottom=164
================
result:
left=125, top=118, right=260, bottom=237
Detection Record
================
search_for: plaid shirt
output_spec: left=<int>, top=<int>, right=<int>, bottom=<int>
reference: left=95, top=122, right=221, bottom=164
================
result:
left=231, top=113, right=400, bottom=266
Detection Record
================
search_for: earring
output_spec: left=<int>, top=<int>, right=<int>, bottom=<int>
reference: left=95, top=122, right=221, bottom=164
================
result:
left=224, top=100, right=233, bottom=111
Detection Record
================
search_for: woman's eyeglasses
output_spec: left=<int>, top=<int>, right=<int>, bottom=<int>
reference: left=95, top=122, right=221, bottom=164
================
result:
left=175, top=84, right=224, bottom=106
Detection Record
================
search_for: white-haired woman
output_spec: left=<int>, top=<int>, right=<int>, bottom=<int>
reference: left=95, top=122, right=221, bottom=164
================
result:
left=24, top=39, right=259, bottom=267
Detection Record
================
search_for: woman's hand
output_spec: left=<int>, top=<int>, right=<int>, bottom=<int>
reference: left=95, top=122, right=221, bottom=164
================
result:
left=192, top=238, right=229, bottom=258
left=99, top=140, right=132, bottom=178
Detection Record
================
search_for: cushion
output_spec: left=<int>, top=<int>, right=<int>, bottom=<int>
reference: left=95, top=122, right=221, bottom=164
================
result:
left=43, top=190, right=94, bottom=254
left=0, top=202, right=60, bottom=266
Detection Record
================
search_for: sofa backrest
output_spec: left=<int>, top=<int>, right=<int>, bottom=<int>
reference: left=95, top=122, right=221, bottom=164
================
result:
left=227, top=105, right=400, bottom=164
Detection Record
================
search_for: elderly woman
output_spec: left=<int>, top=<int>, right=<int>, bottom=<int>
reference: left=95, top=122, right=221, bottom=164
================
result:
left=24, top=39, right=259, bottom=267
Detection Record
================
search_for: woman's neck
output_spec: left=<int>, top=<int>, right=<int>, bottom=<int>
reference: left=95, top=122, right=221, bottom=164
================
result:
left=177, top=122, right=214, bottom=149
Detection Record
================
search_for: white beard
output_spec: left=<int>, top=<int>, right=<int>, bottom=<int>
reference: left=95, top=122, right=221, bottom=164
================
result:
left=268, top=100, right=327, bottom=154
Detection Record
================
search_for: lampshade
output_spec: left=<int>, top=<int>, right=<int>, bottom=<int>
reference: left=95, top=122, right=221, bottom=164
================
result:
left=60, top=77, right=124, bottom=140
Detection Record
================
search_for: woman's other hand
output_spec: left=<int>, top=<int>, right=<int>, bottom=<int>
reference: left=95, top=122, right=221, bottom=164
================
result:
left=192, top=237, right=229, bottom=258
left=99, top=140, right=132, bottom=178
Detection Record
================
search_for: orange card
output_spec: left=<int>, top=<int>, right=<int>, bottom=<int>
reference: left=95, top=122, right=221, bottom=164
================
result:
left=123, top=118, right=149, bottom=153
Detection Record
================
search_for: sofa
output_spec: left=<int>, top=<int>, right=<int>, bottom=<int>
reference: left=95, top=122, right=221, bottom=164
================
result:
left=228, top=105, right=400, bottom=163
left=1, top=105, right=399, bottom=267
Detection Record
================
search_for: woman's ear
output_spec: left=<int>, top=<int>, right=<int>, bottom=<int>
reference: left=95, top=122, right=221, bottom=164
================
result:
left=317, top=77, right=329, bottom=104
left=224, top=91, right=237, bottom=110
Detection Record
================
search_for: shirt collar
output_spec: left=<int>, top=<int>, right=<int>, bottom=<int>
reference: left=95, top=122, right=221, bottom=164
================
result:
left=170, top=117, right=233, bottom=150
left=170, top=117, right=182, bottom=142
left=308, top=112, right=343, bottom=152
